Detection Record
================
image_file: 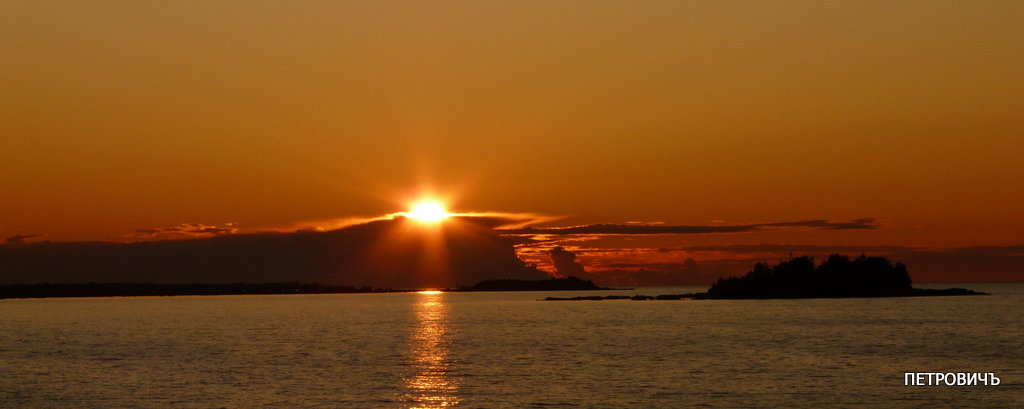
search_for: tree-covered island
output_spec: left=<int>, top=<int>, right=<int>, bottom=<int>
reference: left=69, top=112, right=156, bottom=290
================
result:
left=545, top=254, right=985, bottom=301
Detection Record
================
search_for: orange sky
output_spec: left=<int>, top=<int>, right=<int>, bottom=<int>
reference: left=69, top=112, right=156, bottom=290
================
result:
left=3, top=1, right=1023, bottom=251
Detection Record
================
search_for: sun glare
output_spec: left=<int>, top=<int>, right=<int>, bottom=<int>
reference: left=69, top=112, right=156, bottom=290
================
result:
left=407, top=201, right=450, bottom=222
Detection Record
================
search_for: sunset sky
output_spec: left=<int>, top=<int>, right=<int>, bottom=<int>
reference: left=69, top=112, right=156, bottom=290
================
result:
left=3, top=1, right=1023, bottom=283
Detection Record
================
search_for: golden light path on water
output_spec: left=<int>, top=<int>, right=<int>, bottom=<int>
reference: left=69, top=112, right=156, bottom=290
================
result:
left=402, top=291, right=460, bottom=408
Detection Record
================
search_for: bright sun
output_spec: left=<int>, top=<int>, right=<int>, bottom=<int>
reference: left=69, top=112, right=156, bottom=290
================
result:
left=407, top=201, right=450, bottom=222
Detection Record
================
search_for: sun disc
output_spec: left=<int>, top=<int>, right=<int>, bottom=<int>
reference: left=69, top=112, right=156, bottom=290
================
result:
left=407, top=201, right=450, bottom=222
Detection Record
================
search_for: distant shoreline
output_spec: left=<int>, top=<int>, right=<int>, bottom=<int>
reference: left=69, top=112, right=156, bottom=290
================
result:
left=1, top=274, right=1009, bottom=300
left=544, top=287, right=986, bottom=301
left=0, top=277, right=612, bottom=300
left=0, top=282, right=399, bottom=300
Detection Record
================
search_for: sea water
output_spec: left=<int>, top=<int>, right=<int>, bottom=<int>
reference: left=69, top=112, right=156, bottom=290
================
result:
left=1, top=283, right=1021, bottom=408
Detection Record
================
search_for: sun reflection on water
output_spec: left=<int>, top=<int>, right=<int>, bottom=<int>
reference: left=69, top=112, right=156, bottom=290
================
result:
left=402, top=292, right=460, bottom=408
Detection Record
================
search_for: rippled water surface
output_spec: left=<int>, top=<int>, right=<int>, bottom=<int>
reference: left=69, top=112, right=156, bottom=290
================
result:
left=2, top=283, right=1021, bottom=408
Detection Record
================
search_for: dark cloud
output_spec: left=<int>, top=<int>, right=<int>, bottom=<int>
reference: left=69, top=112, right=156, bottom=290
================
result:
left=496, top=219, right=877, bottom=236
left=0, top=218, right=549, bottom=287
left=9, top=211, right=1009, bottom=287
left=568, top=244, right=1024, bottom=284
left=446, top=213, right=556, bottom=229
left=5, top=234, right=42, bottom=244
left=757, top=217, right=876, bottom=230
left=134, top=223, right=239, bottom=239
left=548, top=246, right=586, bottom=278
left=677, top=244, right=905, bottom=254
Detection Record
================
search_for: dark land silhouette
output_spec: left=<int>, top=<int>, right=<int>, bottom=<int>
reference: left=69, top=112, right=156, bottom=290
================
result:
left=455, top=276, right=612, bottom=292
left=0, top=276, right=612, bottom=299
left=544, top=254, right=985, bottom=301
left=705, top=254, right=984, bottom=298
left=545, top=294, right=691, bottom=301
left=0, top=278, right=609, bottom=300
left=0, top=282, right=395, bottom=299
